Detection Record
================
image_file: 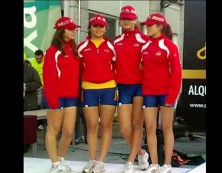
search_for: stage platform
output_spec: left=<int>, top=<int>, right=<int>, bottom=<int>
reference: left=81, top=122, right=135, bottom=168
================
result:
left=24, top=157, right=193, bottom=173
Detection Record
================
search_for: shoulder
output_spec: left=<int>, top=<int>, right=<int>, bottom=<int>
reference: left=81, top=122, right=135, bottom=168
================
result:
left=113, top=34, right=125, bottom=45
left=134, top=27, right=149, bottom=41
left=45, top=46, right=60, bottom=58
left=114, top=34, right=122, bottom=41
left=45, top=46, right=58, bottom=54
left=105, top=38, right=114, bottom=46
left=77, top=40, right=89, bottom=50
left=163, top=38, right=178, bottom=50
left=139, top=32, right=149, bottom=41
left=135, top=32, right=149, bottom=43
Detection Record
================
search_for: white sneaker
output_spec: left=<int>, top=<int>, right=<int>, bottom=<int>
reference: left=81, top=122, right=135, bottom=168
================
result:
left=124, top=162, right=134, bottom=173
left=82, top=160, right=97, bottom=173
left=137, top=149, right=149, bottom=170
left=144, top=164, right=159, bottom=173
left=38, top=125, right=44, bottom=130
left=59, top=158, right=75, bottom=173
left=158, top=164, right=172, bottom=173
left=90, top=161, right=105, bottom=173
left=49, top=163, right=66, bottom=173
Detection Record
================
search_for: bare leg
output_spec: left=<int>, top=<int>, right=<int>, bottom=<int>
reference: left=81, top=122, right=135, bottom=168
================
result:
left=160, top=106, right=175, bottom=165
left=45, top=109, right=63, bottom=163
left=97, top=105, right=116, bottom=161
left=144, top=107, right=159, bottom=164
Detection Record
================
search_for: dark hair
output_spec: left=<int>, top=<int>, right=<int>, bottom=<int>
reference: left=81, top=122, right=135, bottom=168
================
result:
left=51, top=29, right=77, bottom=56
left=163, top=24, right=173, bottom=40
left=24, top=60, right=31, bottom=66
left=35, top=49, right=44, bottom=56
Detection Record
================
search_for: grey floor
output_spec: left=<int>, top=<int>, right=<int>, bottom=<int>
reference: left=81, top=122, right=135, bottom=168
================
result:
left=24, top=122, right=206, bottom=169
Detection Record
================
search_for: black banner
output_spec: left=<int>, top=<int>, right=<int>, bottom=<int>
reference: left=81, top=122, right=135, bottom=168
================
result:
left=176, top=1, right=206, bottom=132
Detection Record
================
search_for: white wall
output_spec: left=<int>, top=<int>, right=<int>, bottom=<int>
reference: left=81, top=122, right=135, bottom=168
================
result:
left=88, top=1, right=149, bottom=22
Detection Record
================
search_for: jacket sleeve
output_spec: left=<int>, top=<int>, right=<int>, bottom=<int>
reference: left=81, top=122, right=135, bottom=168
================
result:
left=26, top=67, right=42, bottom=91
left=165, top=42, right=182, bottom=105
left=43, top=48, right=60, bottom=108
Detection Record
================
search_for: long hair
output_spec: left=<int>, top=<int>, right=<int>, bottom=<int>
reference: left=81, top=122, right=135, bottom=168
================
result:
left=163, top=24, right=173, bottom=40
left=51, top=29, right=77, bottom=56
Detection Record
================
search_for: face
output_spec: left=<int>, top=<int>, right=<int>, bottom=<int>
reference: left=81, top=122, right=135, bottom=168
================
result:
left=35, top=54, right=43, bottom=63
left=146, top=24, right=163, bottom=38
left=63, top=28, right=77, bottom=41
left=120, top=18, right=136, bottom=31
left=90, top=25, right=106, bottom=39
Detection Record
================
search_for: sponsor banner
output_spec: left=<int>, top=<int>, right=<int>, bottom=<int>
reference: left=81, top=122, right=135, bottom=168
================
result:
left=176, top=1, right=206, bottom=131
left=24, top=0, right=61, bottom=58
left=176, top=80, right=206, bottom=131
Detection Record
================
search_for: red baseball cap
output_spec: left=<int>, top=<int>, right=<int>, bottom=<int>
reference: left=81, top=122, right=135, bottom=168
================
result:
left=141, top=13, right=167, bottom=26
left=119, top=5, right=137, bottom=20
left=89, top=14, right=107, bottom=27
left=54, top=16, right=80, bottom=30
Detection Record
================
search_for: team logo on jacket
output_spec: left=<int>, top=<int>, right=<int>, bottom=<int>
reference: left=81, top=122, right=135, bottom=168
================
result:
left=116, top=43, right=123, bottom=46
left=84, top=48, right=91, bottom=52
left=133, top=43, right=139, bottom=47
left=103, top=49, right=110, bottom=53
left=143, top=51, right=148, bottom=55
left=156, top=51, right=161, bottom=56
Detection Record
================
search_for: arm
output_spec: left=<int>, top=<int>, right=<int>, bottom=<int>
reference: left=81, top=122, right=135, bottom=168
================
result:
left=165, top=43, right=182, bottom=105
left=43, top=48, right=60, bottom=108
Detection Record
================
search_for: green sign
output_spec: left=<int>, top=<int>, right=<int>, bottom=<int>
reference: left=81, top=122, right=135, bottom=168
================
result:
left=24, top=0, right=61, bottom=58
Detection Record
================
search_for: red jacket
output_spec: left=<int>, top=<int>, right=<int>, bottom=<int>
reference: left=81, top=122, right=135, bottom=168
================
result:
left=114, top=27, right=149, bottom=84
left=43, top=41, right=80, bottom=108
left=77, top=37, right=116, bottom=83
left=141, top=34, right=182, bottom=104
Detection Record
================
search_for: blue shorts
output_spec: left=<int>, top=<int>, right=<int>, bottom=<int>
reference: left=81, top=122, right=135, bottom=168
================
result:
left=43, top=97, right=79, bottom=109
left=117, top=83, right=142, bottom=104
left=82, top=87, right=117, bottom=107
left=143, top=95, right=175, bottom=108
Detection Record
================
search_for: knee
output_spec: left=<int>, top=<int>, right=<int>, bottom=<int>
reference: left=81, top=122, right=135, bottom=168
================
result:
left=87, top=124, right=99, bottom=132
left=146, top=125, right=156, bottom=135
left=132, top=121, right=143, bottom=130
left=161, top=125, right=173, bottom=134
left=101, top=123, right=112, bottom=132
left=120, top=126, right=130, bottom=136
left=47, top=126, right=61, bottom=136
left=62, top=129, right=74, bottom=138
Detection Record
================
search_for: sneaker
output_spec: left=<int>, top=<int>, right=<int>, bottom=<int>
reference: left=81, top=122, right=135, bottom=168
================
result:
left=38, top=125, right=44, bottom=130
left=49, top=163, right=66, bottom=173
left=158, top=164, right=172, bottom=173
left=124, top=162, right=134, bottom=173
left=59, top=158, right=75, bottom=173
left=82, top=160, right=97, bottom=173
left=137, top=149, right=149, bottom=170
left=75, top=136, right=85, bottom=145
left=144, top=164, right=159, bottom=173
left=90, top=161, right=105, bottom=173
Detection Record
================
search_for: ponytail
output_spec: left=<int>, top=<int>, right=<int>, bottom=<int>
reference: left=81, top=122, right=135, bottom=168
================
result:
left=163, top=24, right=173, bottom=40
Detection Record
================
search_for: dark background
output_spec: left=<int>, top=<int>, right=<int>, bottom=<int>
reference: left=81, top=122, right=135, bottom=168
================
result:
left=176, top=0, right=206, bottom=132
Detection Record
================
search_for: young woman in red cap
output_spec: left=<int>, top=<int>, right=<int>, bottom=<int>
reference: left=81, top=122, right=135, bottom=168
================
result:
left=43, top=16, right=80, bottom=173
left=77, top=14, right=117, bottom=173
left=114, top=5, right=149, bottom=173
left=140, top=13, right=182, bottom=173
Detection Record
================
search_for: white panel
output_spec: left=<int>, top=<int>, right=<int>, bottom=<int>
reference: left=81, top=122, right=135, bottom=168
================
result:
left=88, top=1, right=120, bottom=16
left=88, top=1, right=149, bottom=22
